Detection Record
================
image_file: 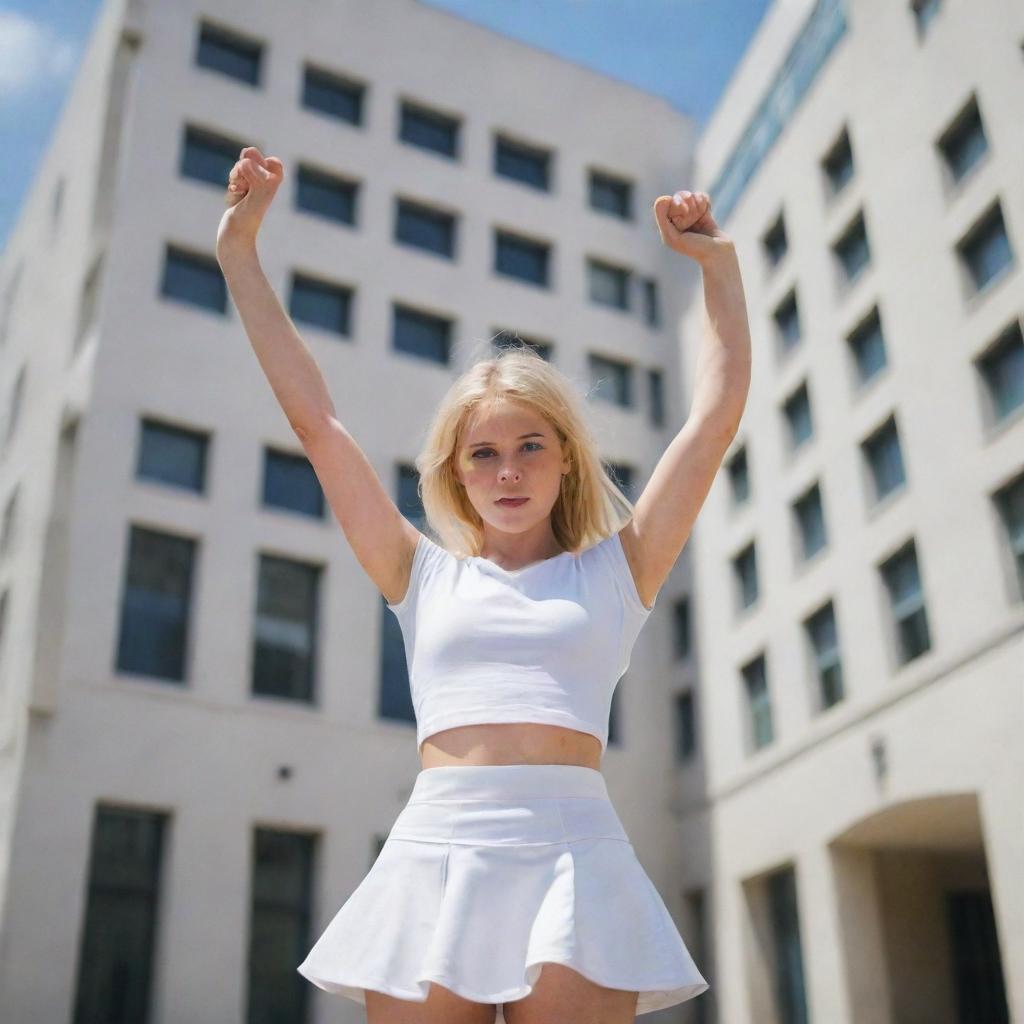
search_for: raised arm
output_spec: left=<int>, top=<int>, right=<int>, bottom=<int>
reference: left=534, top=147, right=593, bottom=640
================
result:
left=216, top=147, right=420, bottom=604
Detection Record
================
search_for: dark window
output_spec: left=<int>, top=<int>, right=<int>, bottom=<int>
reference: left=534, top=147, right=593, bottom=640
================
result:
left=793, top=482, right=827, bottom=561
left=301, top=65, right=364, bottom=124
left=161, top=246, right=227, bottom=314
left=993, top=471, right=1024, bottom=601
left=977, top=320, right=1024, bottom=423
left=71, top=806, right=166, bottom=1024
left=822, top=126, right=854, bottom=197
left=495, top=230, right=549, bottom=286
left=589, top=170, right=632, bottom=219
left=773, top=290, right=801, bottom=354
left=958, top=203, right=1014, bottom=293
left=783, top=381, right=813, bottom=450
left=180, top=125, right=242, bottom=188
left=945, top=890, right=1010, bottom=1024
left=494, top=135, right=551, bottom=191
left=847, top=307, right=888, bottom=386
left=675, top=690, right=696, bottom=762
left=195, top=21, right=262, bottom=86
left=295, top=165, right=357, bottom=225
left=252, top=554, right=320, bottom=700
left=834, top=211, right=871, bottom=284
left=728, top=445, right=750, bottom=505
left=879, top=540, right=931, bottom=663
left=862, top=415, right=906, bottom=503
left=247, top=829, right=314, bottom=1023
left=492, top=330, right=552, bottom=361
left=588, top=354, right=632, bottom=408
left=938, top=95, right=988, bottom=184
left=395, top=199, right=456, bottom=258
left=733, top=541, right=759, bottom=611
left=673, top=596, right=691, bottom=659
left=76, top=254, right=104, bottom=347
left=911, top=0, right=942, bottom=37
left=741, top=653, right=773, bottom=750
left=288, top=273, right=351, bottom=336
left=767, top=867, right=810, bottom=1024
left=805, top=601, right=844, bottom=711
left=263, top=448, right=325, bottom=518
left=763, top=211, right=788, bottom=268
left=647, top=368, right=665, bottom=428
left=398, top=100, right=459, bottom=158
left=605, top=462, right=635, bottom=502
left=588, top=258, right=630, bottom=310
left=642, top=278, right=660, bottom=327
left=392, top=304, right=452, bottom=364
left=115, top=525, right=195, bottom=681
left=137, top=418, right=209, bottom=493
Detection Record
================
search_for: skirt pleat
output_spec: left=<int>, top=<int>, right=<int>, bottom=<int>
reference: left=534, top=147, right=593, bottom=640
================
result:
left=297, top=764, right=709, bottom=1021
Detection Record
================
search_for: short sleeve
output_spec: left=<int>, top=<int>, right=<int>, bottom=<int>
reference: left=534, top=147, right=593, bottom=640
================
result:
left=605, top=529, right=656, bottom=616
left=385, top=531, right=451, bottom=617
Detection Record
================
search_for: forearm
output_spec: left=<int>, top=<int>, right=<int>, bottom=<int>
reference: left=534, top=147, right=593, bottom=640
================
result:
left=687, top=244, right=751, bottom=436
left=218, top=243, right=336, bottom=436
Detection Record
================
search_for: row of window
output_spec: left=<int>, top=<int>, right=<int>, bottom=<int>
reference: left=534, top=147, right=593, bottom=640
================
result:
left=156, top=241, right=666, bottom=423
left=179, top=123, right=661, bottom=324
left=193, top=20, right=648, bottom=222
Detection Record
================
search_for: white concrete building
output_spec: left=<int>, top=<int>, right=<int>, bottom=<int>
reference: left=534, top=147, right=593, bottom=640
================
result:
left=0, top=1, right=707, bottom=1021
left=683, top=0, right=1023, bottom=1021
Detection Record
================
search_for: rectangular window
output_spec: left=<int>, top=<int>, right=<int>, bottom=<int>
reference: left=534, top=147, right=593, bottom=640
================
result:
left=288, top=273, right=352, bottom=336
left=492, top=330, right=553, bottom=361
left=674, top=690, right=696, bottom=762
left=395, top=198, right=456, bottom=258
left=180, top=124, right=242, bottom=188
left=833, top=211, right=871, bottom=285
left=495, top=230, right=550, bottom=286
left=728, top=445, right=750, bottom=505
left=263, top=447, right=325, bottom=518
left=295, top=165, right=357, bottom=225
left=673, top=596, right=691, bottom=659
left=301, top=64, right=364, bottom=124
left=588, top=353, right=632, bottom=408
left=911, top=0, right=942, bottom=37
left=822, top=126, right=854, bottom=197
left=793, top=482, right=827, bottom=561
left=733, top=541, right=759, bottom=611
left=773, top=289, right=801, bottom=355
left=767, top=867, right=810, bottom=1024
left=195, top=20, right=262, bottom=86
left=993, top=471, right=1024, bottom=601
left=494, top=134, right=551, bottom=191
left=647, top=368, right=665, bottom=428
left=71, top=806, right=167, bottom=1024
left=606, top=462, right=635, bottom=502
left=137, top=418, right=209, bottom=493
left=958, top=203, right=1014, bottom=294
left=937, top=94, right=988, bottom=184
left=879, top=540, right=931, bottom=663
left=115, top=524, right=196, bottom=681
left=805, top=601, right=844, bottom=710
left=392, top=303, right=452, bottom=364
left=253, top=554, right=320, bottom=700
left=762, top=211, right=788, bottom=269
left=161, top=245, right=227, bottom=314
left=587, top=258, right=630, bottom=310
left=589, top=170, right=632, bottom=219
left=247, top=829, right=314, bottom=1020
left=847, top=306, right=888, bottom=386
left=398, top=100, right=459, bottom=158
left=642, top=278, right=660, bottom=327
left=977, top=320, right=1024, bottom=423
left=862, top=415, right=906, bottom=503
left=783, top=381, right=813, bottom=450
left=741, top=653, right=773, bottom=750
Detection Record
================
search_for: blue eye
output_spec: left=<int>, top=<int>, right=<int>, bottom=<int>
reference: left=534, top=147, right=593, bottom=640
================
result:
left=471, top=442, right=543, bottom=459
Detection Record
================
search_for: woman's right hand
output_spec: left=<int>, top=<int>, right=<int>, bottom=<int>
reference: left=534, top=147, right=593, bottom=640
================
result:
left=217, top=146, right=284, bottom=259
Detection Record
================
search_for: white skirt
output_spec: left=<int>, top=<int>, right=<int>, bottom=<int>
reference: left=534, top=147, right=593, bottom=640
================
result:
left=296, top=763, right=709, bottom=1021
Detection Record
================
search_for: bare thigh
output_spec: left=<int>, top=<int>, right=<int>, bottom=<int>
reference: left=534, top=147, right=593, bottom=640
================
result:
left=503, top=963, right=639, bottom=1024
left=365, top=981, right=496, bottom=1024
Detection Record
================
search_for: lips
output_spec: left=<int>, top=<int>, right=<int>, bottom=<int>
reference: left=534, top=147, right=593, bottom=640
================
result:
left=496, top=497, right=529, bottom=507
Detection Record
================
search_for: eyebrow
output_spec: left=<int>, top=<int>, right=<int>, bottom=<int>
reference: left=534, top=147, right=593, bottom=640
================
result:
left=467, top=432, right=545, bottom=448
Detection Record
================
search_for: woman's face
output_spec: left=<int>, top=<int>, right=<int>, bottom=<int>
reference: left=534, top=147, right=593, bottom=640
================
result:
left=453, top=398, right=570, bottom=536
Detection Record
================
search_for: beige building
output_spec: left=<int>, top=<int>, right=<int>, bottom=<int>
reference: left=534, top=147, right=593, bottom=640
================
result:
left=0, top=0, right=707, bottom=1022
left=682, top=0, right=1023, bottom=1021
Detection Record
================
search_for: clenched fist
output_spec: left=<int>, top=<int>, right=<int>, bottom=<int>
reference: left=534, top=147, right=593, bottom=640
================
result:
left=217, top=145, right=284, bottom=256
left=652, top=190, right=733, bottom=266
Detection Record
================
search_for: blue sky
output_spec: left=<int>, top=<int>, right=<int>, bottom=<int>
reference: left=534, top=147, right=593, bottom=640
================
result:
left=0, top=0, right=771, bottom=251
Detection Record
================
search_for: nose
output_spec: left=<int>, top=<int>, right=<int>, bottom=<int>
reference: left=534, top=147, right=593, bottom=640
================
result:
left=498, top=464, right=521, bottom=482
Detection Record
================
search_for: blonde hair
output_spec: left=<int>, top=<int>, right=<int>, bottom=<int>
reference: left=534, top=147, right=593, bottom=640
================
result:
left=415, top=339, right=635, bottom=558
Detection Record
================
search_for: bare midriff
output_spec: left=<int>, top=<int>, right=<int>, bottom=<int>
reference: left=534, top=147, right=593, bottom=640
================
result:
left=419, top=722, right=603, bottom=770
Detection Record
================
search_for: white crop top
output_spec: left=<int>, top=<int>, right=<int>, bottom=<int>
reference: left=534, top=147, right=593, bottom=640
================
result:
left=385, top=529, right=656, bottom=753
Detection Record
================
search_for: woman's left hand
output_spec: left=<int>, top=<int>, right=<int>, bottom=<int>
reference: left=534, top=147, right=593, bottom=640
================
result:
left=653, top=190, right=733, bottom=265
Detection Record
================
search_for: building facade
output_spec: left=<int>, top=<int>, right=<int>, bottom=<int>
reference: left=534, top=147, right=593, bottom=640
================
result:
left=0, top=0, right=707, bottom=1021
left=684, top=0, right=1023, bottom=1021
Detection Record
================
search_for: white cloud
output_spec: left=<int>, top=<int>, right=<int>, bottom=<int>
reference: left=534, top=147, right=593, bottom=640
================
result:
left=0, top=11, right=77, bottom=95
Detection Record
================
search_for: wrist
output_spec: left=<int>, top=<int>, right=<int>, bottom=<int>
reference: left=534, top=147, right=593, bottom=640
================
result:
left=697, top=239, right=738, bottom=273
left=216, top=231, right=260, bottom=268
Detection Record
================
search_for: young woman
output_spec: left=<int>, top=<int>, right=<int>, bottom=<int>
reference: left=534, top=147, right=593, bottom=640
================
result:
left=218, top=147, right=750, bottom=1023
